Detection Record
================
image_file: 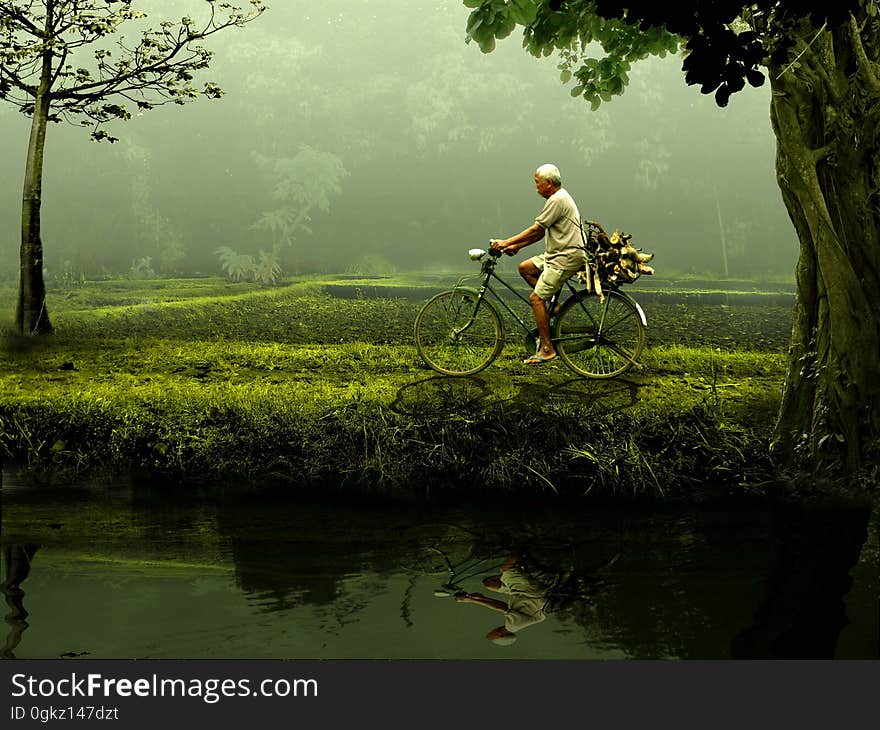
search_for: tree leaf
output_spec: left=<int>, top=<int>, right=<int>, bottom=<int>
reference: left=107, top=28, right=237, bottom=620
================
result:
left=746, top=68, right=765, bottom=87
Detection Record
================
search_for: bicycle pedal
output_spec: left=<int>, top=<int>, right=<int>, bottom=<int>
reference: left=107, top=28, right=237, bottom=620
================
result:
left=433, top=584, right=461, bottom=598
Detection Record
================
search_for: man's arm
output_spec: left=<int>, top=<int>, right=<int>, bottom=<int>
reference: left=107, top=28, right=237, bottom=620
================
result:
left=455, top=592, right=508, bottom=613
left=490, top=223, right=544, bottom=255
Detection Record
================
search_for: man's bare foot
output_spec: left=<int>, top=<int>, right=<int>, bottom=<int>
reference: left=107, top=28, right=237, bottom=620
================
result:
left=523, top=352, right=557, bottom=365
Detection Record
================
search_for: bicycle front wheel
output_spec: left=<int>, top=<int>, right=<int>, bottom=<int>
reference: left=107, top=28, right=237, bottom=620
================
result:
left=554, top=290, right=645, bottom=378
left=414, top=289, right=504, bottom=376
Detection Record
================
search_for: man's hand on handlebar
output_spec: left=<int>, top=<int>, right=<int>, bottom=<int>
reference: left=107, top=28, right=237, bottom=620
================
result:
left=490, top=239, right=518, bottom=256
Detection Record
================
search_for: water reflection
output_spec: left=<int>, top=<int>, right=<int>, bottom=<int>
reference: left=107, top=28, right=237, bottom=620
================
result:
left=0, top=473, right=875, bottom=659
left=730, top=502, right=871, bottom=658
left=451, top=550, right=605, bottom=647
left=1, top=544, right=38, bottom=659
left=215, top=499, right=401, bottom=616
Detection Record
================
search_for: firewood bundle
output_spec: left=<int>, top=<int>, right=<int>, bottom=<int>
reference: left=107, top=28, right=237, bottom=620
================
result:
left=577, top=220, right=654, bottom=300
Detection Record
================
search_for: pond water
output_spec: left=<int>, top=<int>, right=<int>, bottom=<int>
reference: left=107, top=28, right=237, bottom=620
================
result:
left=1, top=471, right=876, bottom=659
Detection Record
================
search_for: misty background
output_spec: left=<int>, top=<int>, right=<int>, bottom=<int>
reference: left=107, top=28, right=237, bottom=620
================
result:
left=0, top=0, right=794, bottom=283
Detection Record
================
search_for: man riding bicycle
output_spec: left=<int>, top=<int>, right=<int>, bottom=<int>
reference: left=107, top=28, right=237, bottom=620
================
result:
left=490, top=163, right=586, bottom=365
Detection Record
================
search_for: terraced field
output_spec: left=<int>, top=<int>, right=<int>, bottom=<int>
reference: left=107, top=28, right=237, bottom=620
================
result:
left=0, top=274, right=791, bottom=498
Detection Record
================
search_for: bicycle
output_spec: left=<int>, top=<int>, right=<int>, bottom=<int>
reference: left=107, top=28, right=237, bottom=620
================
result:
left=398, top=522, right=618, bottom=604
left=398, top=523, right=505, bottom=597
left=414, top=245, right=647, bottom=378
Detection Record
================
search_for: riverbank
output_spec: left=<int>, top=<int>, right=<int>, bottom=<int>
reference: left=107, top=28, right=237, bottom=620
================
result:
left=0, top=275, right=791, bottom=500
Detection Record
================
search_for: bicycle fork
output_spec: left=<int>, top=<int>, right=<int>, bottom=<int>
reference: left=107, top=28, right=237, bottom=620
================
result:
left=452, top=286, right=489, bottom=339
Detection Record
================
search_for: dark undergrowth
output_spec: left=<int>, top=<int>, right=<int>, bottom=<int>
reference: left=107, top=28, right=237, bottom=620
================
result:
left=0, top=391, right=777, bottom=502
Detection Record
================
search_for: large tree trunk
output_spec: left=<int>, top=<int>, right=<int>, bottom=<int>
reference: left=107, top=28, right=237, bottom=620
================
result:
left=15, top=5, right=54, bottom=336
left=769, top=10, right=880, bottom=477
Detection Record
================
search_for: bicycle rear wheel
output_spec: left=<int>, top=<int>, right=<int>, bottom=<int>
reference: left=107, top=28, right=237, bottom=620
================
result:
left=414, top=289, right=504, bottom=376
left=399, top=523, right=476, bottom=575
left=554, top=290, right=645, bottom=378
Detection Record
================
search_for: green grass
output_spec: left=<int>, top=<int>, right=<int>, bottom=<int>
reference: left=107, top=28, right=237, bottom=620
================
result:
left=0, top=275, right=791, bottom=499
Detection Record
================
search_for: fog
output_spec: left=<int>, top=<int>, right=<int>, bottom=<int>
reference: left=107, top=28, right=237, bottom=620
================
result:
left=0, top=0, right=794, bottom=282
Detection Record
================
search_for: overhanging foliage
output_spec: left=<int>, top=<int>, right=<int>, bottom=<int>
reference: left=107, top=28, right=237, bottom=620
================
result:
left=464, top=0, right=864, bottom=106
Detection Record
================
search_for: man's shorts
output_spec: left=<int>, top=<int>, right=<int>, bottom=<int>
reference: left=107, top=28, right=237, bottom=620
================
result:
left=530, top=254, right=581, bottom=301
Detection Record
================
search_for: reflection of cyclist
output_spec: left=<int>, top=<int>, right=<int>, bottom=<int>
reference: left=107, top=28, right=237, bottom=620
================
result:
left=489, top=163, right=586, bottom=365
left=454, top=552, right=551, bottom=646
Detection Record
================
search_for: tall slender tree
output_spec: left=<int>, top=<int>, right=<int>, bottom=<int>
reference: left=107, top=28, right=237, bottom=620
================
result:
left=0, top=0, right=265, bottom=335
left=463, top=0, right=879, bottom=478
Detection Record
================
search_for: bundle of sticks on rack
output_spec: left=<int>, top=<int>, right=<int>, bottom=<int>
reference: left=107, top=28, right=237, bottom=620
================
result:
left=579, top=219, right=654, bottom=299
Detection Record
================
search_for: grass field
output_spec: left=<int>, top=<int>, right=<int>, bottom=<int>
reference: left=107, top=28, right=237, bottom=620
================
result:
left=0, top=274, right=791, bottom=499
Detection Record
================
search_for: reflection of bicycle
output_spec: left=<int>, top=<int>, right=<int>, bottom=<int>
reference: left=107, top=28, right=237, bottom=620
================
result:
left=399, top=522, right=617, bottom=603
left=414, top=247, right=647, bottom=378
left=399, top=524, right=503, bottom=596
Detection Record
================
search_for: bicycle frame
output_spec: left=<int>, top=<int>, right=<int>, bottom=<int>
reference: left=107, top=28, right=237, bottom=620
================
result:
left=452, top=253, right=570, bottom=338
left=452, top=252, right=645, bottom=342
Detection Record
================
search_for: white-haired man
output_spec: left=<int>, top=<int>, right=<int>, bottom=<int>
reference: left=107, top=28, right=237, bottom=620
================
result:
left=490, top=164, right=586, bottom=364
left=454, top=551, right=549, bottom=646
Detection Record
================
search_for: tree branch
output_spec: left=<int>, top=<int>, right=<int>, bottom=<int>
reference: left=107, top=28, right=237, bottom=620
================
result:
left=53, top=10, right=253, bottom=100
left=54, top=35, right=191, bottom=98
left=48, top=43, right=67, bottom=87
left=0, top=63, right=36, bottom=96
left=803, top=46, right=841, bottom=104
left=56, top=57, right=208, bottom=104
left=775, top=22, right=827, bottom=80
left=0, top=2, right=43, bottom=37
left=4, top=1, right=264, bottom=133
left=810, top=143, right=834, bottom=163
left=849, top=12, right=880, bottom=94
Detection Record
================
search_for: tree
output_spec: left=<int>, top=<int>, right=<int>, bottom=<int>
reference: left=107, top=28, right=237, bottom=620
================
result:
left=463, top=0, right=879, bottom=478
left=249, top=147, right=348, bottom=265
left=0, top=0, right=265, bottom=335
